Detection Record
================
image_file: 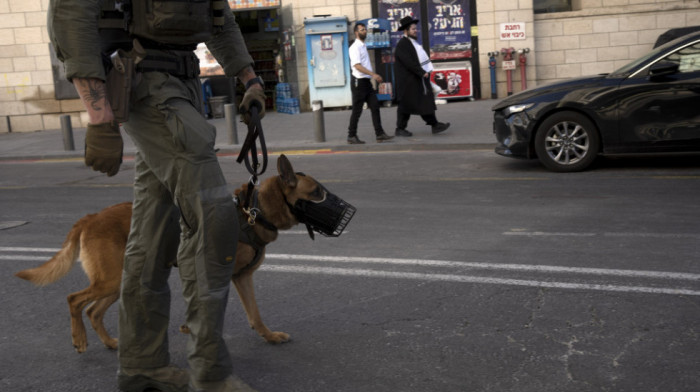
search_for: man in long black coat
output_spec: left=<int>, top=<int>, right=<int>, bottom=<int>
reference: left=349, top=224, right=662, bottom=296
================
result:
left=393, top=16, right=450, bottom=137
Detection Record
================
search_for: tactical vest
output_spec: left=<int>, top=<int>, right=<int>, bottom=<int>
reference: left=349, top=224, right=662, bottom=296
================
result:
left=100, top=0, right=226, bottom=49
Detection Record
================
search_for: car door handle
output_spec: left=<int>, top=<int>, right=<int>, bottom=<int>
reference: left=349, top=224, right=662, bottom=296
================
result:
left=648, top=105, right=661, bottom=112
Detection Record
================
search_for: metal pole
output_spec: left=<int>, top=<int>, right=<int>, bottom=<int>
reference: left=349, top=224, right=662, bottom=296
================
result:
left=312, top=100, right=325, bottom=142
left=60, top=115, right=75, bottom=151
left=225, top=103, right=238, bottom=144
left=488, top=52, right=498, bottom=99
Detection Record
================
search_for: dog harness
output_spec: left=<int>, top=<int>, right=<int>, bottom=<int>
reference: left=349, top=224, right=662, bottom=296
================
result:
left=234, top=189, right=277, bottom=278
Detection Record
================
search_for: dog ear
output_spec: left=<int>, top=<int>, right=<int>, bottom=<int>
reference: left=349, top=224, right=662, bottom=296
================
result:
left=277, top=154, right=297, bottom=188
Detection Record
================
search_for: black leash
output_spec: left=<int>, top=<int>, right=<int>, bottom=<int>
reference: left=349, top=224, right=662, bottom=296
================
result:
left=236, top=105, right=268, bottom=217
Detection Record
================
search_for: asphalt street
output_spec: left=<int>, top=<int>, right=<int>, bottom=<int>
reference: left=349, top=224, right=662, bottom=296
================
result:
left=1, top=149, right=699, bottom=391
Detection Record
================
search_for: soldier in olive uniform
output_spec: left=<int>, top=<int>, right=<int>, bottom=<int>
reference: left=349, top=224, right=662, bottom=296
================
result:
left=48, top=1, right=264, bottom=391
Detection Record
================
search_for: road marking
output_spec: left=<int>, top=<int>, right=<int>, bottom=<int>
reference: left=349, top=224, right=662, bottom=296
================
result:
left=504, top=231, right=700, bottom=239
left=264, top=254, right=700, bottom=281
left=4, top=248, right=698, bottom=296
left=0, top=247, right=59, bottom=252
left=260, top=265, right=700, bottom=297
left=0, top=255, right=48, bottom=261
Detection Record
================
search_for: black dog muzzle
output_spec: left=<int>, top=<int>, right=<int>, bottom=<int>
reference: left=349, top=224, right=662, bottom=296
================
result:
left=285, top=175, right=356, bottom=239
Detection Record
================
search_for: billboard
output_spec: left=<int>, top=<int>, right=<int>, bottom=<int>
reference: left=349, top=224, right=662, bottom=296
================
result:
left=427, top=0, right=471, bottom=60
left=377, top=0, right=423, bottom=49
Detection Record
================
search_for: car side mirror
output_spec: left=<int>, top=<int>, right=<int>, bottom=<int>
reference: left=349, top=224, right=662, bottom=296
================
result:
left=649, top=61, right=680, bottom=80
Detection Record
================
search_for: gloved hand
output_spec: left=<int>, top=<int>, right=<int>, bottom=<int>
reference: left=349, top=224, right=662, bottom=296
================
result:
left=85, top=121, right=123, bottom=177
left=239, top=86, right=266, bottom=125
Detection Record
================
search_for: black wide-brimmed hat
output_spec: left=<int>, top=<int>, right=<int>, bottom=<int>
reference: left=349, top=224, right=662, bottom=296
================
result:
left=397, top=16, right=419, bottom=31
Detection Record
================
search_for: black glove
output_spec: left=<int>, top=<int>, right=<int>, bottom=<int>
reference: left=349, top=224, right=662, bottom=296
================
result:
left=85, top=121, right=123, bottom=177
left=239, top=86, right=266, bottom=125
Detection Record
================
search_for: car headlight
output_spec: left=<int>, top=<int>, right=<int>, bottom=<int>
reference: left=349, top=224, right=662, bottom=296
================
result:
left=503, top=103, right=534, bottom=117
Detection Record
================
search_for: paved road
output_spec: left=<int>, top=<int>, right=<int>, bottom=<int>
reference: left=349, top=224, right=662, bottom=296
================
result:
left=1, top=150, right=699, bottom=391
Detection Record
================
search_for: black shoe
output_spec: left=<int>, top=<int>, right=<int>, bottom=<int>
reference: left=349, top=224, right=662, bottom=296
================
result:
left=118, top=365, right=189, bottom=392
left=347, top=136, right=366, bottom=144
left=376, top=133, right=394, bottom=142
left=395, top=128, right=413, bottom=137
left=431, top=122, right=451, bottom=134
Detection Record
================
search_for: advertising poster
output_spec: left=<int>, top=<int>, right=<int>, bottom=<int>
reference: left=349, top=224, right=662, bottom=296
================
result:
left=431, top=61, right=472, bottom=98
left=427, top=0, right=471, bottom=60
left=377, top=0, right=422, bottom=60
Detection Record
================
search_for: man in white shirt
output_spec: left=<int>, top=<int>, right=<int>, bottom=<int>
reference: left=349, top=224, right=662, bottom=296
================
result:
left=394, top=16, right=450, bottom=136
left=347, top=22, right=393, bottom=144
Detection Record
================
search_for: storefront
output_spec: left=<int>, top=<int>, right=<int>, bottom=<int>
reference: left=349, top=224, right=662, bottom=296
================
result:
left=195, top=0, right=285, bottom=114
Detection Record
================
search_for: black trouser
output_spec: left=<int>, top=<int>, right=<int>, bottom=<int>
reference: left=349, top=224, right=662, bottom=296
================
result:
left=348, top=77, right=384, bottom=137
left=396, top=110, right=437, bottom=130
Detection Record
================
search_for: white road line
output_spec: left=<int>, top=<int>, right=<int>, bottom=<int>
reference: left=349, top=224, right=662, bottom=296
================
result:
left=3, top=248, right=699, bottom=296
left=504, top=231, right=596, bottom=237
left=0, top=247, right=59, bottom=252
left=264, top=254, right=700, bottom=281
left=260, top=265, right=700, bottom=297
left=504, top=231, right=700, bottom=239
left=0, top=255, right=49, bottom=261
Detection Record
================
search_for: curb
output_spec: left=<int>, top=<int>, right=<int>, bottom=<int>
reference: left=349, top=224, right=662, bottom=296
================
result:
left=0, top=143, right=497, bottom=162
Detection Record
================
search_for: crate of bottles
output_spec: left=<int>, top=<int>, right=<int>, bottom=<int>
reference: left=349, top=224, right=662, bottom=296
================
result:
left=276, top=97, right=300, bottom=114
left=276, top=83, right=292, bottom=100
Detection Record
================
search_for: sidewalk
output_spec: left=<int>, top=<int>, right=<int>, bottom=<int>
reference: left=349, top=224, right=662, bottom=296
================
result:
left=0, top=99, right=497, bottom=161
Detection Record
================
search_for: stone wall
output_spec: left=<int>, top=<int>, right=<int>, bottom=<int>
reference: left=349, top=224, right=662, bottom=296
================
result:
left=0, top=0, right=86, bottom=133
left=3, top=0, right=700, bottom=132
left=477, top=0, right=700, bottom=99
left=476, top=0, right=537, bottom=99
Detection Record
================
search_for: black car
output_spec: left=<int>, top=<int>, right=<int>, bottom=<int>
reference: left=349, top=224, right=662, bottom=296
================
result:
left=492, top=31, right=700, bottom=172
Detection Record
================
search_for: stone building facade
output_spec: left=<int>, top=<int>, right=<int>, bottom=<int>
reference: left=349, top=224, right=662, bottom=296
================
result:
left=1, top=0, right=699, bottom=132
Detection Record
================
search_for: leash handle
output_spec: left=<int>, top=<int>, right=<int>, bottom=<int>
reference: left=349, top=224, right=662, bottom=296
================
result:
left=236, top=105, right=268, bottom=178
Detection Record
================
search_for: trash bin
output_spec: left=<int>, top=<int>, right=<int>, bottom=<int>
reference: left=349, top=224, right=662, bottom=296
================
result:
left=209, top=96, right=228, bottom=118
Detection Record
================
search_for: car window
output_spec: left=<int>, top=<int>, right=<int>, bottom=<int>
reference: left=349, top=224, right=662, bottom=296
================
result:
left=661, top=41, right=700, bottom=72
left=612, top=36, right=700, bottom=77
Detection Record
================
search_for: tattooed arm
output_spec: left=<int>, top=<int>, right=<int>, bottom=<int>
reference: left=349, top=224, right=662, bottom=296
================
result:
left=73, top=78, right=114, bottom=124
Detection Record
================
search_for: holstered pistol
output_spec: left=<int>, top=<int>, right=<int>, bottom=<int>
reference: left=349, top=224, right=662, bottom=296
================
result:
left=106, top=39, right=145, bottom=123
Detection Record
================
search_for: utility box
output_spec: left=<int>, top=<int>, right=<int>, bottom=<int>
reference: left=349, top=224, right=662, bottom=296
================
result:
left=304, top=16, right=352, bottom=108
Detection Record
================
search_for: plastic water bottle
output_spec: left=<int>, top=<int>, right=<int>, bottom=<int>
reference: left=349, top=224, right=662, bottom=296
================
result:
left=366, top=31, right=374, bottom=47
left=383, top=31, right=389, bottom=47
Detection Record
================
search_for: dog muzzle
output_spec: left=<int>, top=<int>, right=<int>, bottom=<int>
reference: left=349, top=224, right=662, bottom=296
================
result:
left=288, top=183, right=356, bottom=239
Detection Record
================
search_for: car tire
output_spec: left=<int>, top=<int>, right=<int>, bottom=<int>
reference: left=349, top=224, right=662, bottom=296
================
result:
left=534, top=111, right=600, bottom=172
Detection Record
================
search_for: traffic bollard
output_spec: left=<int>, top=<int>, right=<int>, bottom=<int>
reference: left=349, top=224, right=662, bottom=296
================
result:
left=225, top=103, right=238, bottom=145
left=60, top=115, right=75, bottom=151
left=312, top=100, right=325, bottom=142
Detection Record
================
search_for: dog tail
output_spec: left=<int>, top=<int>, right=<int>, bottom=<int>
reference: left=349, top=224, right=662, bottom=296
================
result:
left=15, top=215, right=88, bottom=286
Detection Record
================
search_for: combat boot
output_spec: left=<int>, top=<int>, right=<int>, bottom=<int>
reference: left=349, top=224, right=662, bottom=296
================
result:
left=118, top=365, right=189, bottom=392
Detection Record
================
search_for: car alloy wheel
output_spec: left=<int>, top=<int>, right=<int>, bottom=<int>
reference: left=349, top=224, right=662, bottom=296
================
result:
left=534, top=111, right=600, bottom=172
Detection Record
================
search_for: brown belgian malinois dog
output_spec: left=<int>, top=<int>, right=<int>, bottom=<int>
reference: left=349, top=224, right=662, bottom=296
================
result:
left=16, top=155, right=346, bottom=353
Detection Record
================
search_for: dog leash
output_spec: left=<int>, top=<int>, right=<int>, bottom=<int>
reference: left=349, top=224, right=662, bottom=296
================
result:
left=236, top=105, right=268, bottom=223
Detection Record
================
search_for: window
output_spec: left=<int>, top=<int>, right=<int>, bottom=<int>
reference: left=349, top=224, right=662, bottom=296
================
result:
left=534, top=0, right=572, bottom=14
left=664, top=42, right=700, bottom=73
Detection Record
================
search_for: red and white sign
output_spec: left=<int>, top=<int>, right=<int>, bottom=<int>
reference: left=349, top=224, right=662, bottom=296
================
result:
left=502, top=60, right=516, bottom=70
left=500, top=22, right=526, bottom=40
left=431, top=68, right=471, bottom=98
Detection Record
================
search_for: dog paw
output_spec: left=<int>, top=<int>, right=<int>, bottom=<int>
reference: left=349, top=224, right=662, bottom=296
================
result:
left=265, top=331, right=290, bottom=344
left=73, top=341, right=88, bottom=353
left=104, top=337, right=118, bottom=350
left=179, top=324, right=191, bottom=334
